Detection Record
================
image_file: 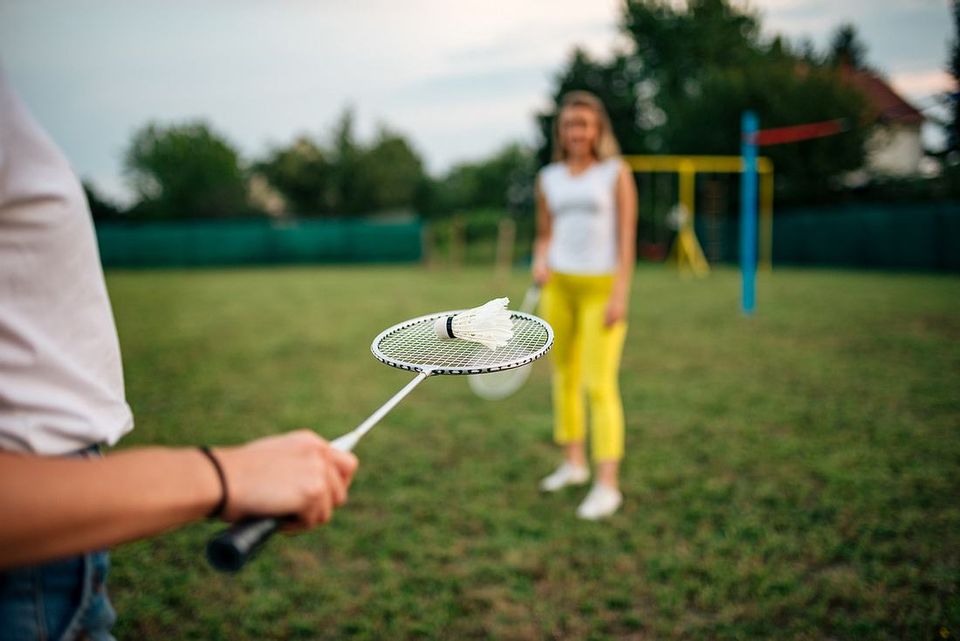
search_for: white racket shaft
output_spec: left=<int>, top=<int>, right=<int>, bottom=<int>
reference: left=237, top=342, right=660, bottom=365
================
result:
left=207, top=370, right=431, bottom=572
left=331, top=370, right=430, bottom=452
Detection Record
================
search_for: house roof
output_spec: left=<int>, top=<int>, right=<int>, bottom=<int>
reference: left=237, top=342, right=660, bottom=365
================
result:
left=840, top=66, right=925, bottom=126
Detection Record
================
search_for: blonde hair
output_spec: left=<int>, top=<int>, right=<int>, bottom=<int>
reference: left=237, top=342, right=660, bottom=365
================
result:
left=552, top=91, right=621, bottom=162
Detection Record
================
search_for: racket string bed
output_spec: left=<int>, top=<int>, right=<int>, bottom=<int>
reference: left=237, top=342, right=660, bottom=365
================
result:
left=377, top=314, right=550, bottom=372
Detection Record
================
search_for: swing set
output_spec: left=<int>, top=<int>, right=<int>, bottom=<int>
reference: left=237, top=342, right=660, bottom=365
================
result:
left=624, top=154, right=775, bottom=277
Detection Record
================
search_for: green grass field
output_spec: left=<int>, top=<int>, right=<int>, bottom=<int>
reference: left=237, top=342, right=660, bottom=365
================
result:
left=104, top=265, right=959, bottom=640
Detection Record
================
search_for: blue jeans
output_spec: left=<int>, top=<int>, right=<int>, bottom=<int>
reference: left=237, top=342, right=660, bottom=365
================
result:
left=0, top=446, right=117, bottom=641
left=0, top=551, right=116, bottom=641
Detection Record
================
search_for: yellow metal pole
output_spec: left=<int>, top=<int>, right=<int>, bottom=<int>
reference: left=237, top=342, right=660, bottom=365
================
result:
left=676, top=161, right=710, bottom=277
left=624, top=155, right=774, bottom=175
left=679, top=160, right=695, bottom=219
left=677, top=162, right=695, bottom=273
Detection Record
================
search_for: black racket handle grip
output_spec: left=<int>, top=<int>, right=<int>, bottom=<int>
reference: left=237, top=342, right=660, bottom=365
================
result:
left=204, top=434, right=355, bottom=573
left=206, top=517, right=281, bottom=572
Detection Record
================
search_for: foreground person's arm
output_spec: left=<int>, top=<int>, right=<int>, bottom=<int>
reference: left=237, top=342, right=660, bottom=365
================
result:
left=0, top=430, right=358, bottom=569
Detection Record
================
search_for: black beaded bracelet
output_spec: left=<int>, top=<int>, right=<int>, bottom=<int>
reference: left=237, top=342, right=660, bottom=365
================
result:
left=199, top=446, right=228, bottom=519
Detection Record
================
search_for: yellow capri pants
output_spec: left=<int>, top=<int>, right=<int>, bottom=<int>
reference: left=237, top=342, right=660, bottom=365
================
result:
left=539, top=272, right=627, bottom=462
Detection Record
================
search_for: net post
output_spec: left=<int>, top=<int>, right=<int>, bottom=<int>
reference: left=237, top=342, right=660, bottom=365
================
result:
left=740, top=111, right=759, bottom=316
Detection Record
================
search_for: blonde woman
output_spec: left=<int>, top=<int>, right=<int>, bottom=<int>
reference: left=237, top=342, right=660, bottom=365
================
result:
left=533, top=91, right=637, bottom=520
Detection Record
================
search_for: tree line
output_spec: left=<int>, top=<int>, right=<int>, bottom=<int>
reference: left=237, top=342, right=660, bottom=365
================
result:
left=87, top=0, right=959, bottom=221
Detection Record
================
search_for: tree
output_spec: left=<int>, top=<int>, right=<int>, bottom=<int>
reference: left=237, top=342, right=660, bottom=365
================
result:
left=124, top=121, right=249, bottom=218
left=356, top=128, right=427, bottom=212
left=327, top=109, right=363, bottom=213
left=829, top=23, right=870, bottom=69
left=948, top=1, right=959, bottom=156
left=433, top=143, right=537, bottom=214
left=256, top=109, right=429, bottom=216
left=622, top=0, right=762, bottom=95
left=941, top=0, right=960, bottom=197
left=82, top=180, right=124, bottom=220
left=256, top=136, right=333, bottom=215
left=536, top=48, right=645, bottom=163
left=537, top=0, right=871, bottom=203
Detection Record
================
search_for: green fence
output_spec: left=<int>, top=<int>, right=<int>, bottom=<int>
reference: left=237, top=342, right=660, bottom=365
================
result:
left=694, top=202, right=960, bottom=271
left=95, top=218, right=423, bottom=268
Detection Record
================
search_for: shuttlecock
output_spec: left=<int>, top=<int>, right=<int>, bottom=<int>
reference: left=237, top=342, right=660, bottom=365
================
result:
left=434, top=297, right=513, bottom=350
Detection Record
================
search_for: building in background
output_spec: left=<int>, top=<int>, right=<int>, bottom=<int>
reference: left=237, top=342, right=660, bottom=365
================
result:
left=841, top=66, right=926, bottom=177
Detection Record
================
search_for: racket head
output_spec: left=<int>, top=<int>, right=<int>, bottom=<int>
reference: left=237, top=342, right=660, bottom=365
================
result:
left=371, top=310, right=553, bottom=375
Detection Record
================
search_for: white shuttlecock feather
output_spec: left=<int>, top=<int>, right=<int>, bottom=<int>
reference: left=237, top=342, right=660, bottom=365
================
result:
left=434, top=297, right=513, bottom=350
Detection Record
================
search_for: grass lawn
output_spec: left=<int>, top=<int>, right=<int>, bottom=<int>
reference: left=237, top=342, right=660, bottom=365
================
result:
left=105, top=265, right=960, bottom=640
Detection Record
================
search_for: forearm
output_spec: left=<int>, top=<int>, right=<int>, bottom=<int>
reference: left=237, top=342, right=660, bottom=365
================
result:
left=533, top=235, right=550, bottom=268
left=0, top=448, right=220, bottom=568
left=612, top=164, right=638, bottom=303
left=612, top=246, right=634, bottom=302
left=532, top=178, right=553, bottom=277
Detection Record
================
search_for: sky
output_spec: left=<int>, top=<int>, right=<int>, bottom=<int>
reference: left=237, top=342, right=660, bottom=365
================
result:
left=0, top=0, right=955, bottom=203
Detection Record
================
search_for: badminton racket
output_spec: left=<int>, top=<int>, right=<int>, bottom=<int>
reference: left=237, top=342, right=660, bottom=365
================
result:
left=206, top=308, right=553, bottom=572
left=467, top=284, right=542, bottom=400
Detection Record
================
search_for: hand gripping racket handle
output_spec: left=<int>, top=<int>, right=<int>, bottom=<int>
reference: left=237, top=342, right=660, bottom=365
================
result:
left=205, top=371, right=430, bottom=572
left=204, top=434, right=352, bottom=572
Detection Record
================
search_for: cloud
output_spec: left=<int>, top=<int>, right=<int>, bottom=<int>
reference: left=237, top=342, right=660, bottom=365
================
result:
left=890, top=70, right=956, bottom=101
left=394, top=66, right=547, bottom=104
left=1, top=0, right=954, bottom=202
left=388, top=93, right=546, bottom=172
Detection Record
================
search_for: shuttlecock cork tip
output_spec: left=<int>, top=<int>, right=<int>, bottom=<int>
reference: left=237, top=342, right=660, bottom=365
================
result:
left=434, top=297, right=513, bottom=350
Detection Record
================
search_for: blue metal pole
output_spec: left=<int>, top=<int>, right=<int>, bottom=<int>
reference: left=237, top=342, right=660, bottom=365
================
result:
left=740, top=111, right=758, bottom=316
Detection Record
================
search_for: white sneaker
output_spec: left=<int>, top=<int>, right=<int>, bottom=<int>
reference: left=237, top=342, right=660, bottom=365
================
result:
left=539, top=462, right=590, bottom=492
left=576, top=483, right=622, bottom=520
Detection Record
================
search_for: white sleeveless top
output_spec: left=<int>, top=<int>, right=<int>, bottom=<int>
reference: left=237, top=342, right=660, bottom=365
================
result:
left=539, top=157, right=622, bottom=275
left=0, top=68, right=134, bottom=455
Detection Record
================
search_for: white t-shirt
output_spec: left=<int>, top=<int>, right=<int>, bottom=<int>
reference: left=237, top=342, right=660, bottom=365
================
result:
left=539, top=157, right=623, bottom=275
left=0, top=69, right=134, bottom=455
